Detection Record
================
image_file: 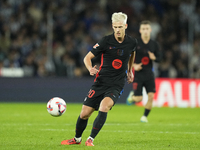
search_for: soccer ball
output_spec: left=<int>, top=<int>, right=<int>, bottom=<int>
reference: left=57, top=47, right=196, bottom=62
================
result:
left=47, top=97, right=66, bottom=117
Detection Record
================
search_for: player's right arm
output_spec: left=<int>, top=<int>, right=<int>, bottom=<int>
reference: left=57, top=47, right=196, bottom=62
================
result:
left=127, top=51, right=135, bottom=84
left=83, top=51, right=99, bottom=76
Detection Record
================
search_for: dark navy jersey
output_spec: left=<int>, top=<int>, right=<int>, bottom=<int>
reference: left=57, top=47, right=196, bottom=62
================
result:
left=91, top=33, right=137, bottom=88
left=134, top=38, right=161, bottom=75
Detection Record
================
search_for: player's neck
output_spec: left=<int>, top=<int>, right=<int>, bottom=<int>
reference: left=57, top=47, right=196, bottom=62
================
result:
left=114, top=34, right=125, bottom=43
left=141, top=36, right=150, bottom=44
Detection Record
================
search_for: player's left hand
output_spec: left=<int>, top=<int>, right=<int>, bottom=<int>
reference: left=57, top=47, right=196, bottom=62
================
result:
left=89, top=65, right=99, bottom=76
left=127, top=71, right=134, bottom=84
left=148, top=51, right=156, bottom=60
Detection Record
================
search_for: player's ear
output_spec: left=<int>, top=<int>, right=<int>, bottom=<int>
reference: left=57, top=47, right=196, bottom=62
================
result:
left=150, top=27, right=152, bottom=33
left=139, top=28, right=141, bottom=34
left=149, top=25, right=152, bottom=33
left=125, top=24, right=128, bottom=29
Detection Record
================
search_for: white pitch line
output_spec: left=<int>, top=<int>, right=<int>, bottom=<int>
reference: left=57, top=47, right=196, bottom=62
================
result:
left=1, top=123, right=200, bottom=126
left=1, top=123, right=199, bottom=135
left=40, top=128, right=200, bottom=135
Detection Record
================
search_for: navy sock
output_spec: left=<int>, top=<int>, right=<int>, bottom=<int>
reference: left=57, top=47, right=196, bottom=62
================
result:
left=90, top=111, right=107, bottom=139
left=144, top=108, right=151, bottom=117
left=75, top=116, right=88, bottom=138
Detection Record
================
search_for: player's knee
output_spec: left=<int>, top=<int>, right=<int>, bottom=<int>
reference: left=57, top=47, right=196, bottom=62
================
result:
left=148, top=93, right=154, bottom=101
left=99, top=105, right=111, bottom=112
left=99, top=102, right=113, bottom=112
left=133, top=96, right=143, bottom=102
left=80, top=110, right=93, bottom=119
left=80, top=113, right=91, bottom=120
left=99, top=97, right=114, bottom=112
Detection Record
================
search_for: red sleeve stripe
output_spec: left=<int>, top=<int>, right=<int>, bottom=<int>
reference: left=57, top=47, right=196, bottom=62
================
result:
left=94, top=53, right=104, bottom=82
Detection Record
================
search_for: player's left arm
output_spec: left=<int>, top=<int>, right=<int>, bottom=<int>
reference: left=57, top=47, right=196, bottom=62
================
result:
left=127, top=51, right=135, bottom=84
left=153, top=42, right=162, bottom=63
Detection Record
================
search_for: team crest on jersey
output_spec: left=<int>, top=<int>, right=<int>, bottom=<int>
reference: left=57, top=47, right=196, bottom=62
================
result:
left=117, top=49, right=124, bottom=56
left=93, top=43, right=99, bottom=49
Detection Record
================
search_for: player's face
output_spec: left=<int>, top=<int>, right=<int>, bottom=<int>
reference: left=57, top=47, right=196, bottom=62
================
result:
left=112, top=22, right=127, bottom=39
left=139, top=24, right=152, bottom=38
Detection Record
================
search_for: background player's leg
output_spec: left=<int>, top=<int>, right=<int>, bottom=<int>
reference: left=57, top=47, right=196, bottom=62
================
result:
left=141, top=92, right=154, bottom=123
left=145, top=92, right=154, bottom=110
left=126, top=81, right=143, bottom=105
left=132, top=95, right=143, bottom=102
left=126, top=91, right=143, bottom=105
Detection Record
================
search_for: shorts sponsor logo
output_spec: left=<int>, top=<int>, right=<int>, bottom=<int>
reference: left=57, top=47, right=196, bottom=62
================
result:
left=84, top=97, right=87, bottom=101
left=111, top=93, right=116, bottom=98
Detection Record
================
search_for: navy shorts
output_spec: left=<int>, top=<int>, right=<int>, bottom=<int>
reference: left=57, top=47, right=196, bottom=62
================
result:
left=83, top=84, right=123, bottom=110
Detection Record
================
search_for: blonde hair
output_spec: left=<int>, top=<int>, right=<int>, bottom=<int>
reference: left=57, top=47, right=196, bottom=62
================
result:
left=111, top=12, right=127, bottom=24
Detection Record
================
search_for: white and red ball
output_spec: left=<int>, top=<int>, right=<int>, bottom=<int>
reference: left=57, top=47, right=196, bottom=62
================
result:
left=47, top=97, right=66, bottom=116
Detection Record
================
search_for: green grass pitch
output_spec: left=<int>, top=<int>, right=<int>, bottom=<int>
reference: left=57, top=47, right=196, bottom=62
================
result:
left=0, top=103, right=199, bottom=150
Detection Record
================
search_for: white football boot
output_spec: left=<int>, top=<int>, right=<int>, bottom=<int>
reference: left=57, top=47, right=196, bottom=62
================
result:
left=140, top=116, right=148, bottom=123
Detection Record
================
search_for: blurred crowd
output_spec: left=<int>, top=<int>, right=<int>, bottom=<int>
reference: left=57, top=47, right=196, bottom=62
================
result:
left=0, top=0, right=200, bottom=78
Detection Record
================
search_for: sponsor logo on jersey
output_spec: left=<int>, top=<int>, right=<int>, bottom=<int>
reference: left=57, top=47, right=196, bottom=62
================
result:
left=112, top=59, right=122, bottom=69
left=93, top=43, right=99, bottom=49
left=141, top=56, right=149, bottom=65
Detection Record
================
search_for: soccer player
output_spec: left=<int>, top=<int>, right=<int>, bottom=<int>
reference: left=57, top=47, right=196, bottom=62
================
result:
left=61, top=12, right=137, bottom=146
left=126, top=20, right=161, bottom=123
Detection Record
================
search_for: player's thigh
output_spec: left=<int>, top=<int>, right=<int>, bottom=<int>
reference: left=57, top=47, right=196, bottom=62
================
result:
left=144, top=78, right=156, bottom=93
left=100, top=86, right=122, bottom=112
left=132, top=80, right=143, bottom=96
left=83, top=85, right=104, bottom=110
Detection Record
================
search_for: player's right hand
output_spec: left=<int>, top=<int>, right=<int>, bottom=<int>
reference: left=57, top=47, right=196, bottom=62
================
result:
left=89, top=65, right=99, bottom=76
left=127, top=71, right=134, bottom=84
left=134, top=63, right=143, bottom=71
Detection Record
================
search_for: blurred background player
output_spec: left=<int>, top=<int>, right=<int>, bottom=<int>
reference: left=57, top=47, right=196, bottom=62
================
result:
left=126, top=20, right=161, bottom=123
left=61, top=12, right=137, bottom=146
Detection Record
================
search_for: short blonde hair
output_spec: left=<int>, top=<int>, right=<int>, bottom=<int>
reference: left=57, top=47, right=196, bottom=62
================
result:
left=111, top=12, right=127, bottom=24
